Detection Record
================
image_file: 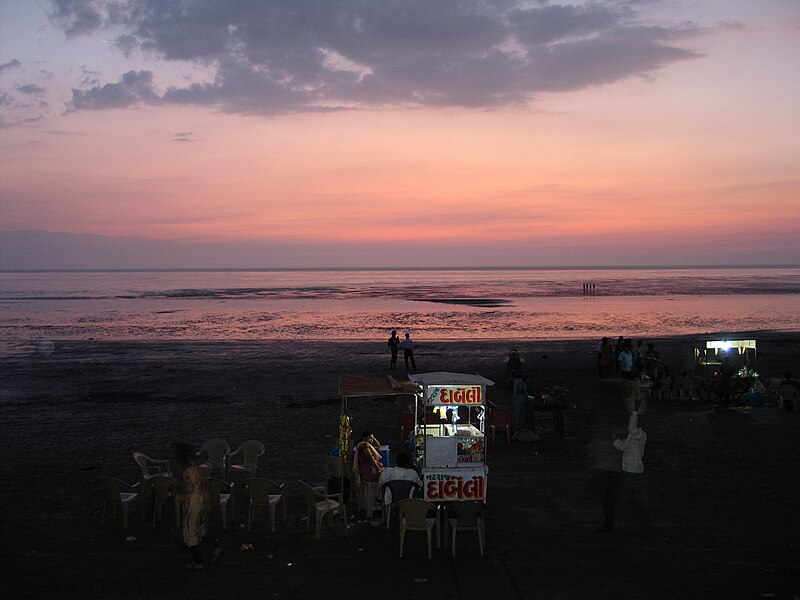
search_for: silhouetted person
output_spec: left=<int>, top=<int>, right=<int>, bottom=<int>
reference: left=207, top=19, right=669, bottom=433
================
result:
left=387, top=330, right=400, bottom=369
left=400, top=333, right=416, bottom=372
left=645, top=343, right=660, bottom=386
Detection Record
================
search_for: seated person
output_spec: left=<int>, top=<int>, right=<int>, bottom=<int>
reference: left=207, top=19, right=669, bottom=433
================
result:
left=378, top=450, right=422, bottom=505
left=353, top=431, right=384, bottom=486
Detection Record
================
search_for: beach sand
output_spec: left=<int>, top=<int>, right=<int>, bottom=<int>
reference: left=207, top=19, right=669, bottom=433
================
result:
left=1, top=332, right=799, bottom=599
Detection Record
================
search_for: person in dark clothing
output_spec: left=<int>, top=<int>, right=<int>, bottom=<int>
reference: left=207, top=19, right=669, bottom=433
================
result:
left=387, top=330, right=400, bottom=369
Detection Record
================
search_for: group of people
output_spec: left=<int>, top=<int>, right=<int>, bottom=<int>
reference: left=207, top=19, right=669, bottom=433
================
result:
left=597, top=336, right=661, bottom=384
left=388, top=330, right=417, bottom=372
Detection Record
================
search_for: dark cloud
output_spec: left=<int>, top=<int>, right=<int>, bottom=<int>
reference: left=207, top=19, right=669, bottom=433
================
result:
left=70, top=70, right=158, bottom=110
left=18, top=84, right=47, bottom=96
left=55, top=0, right=704, bottom=115
left=49, top=0, right=105, bottom=37
left=173, top=131, right=194, bottom=142
left=0, top=59, right=23, bottom=74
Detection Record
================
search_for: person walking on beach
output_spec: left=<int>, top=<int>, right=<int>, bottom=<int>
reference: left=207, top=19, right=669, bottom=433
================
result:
left=401, top=333, right=417, bottom=373
left=387, top=330, right=400, bottom=369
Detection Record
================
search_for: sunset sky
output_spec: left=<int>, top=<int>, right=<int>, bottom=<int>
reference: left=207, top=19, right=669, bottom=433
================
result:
left=1, top=0, right=799, bottom=268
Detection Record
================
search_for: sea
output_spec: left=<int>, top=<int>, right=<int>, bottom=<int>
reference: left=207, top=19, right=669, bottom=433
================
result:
left=0, top=267, right=798, bottom=345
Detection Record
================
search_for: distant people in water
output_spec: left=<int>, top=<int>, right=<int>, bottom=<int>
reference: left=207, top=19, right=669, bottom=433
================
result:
left=387, top=330, right=400, bottom=369
left=400, top=333, right=417, bottom=373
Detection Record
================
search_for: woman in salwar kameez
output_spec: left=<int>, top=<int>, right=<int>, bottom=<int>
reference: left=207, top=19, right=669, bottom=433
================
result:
left=181, top=460, right=221, bottom=569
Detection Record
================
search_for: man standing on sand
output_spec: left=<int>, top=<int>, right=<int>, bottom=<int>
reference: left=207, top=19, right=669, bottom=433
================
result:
left=598, top=407, right=647, bottom=533
left=400, top=332, right=417, bottom=373
left=645, top=343, right=660, bottom=387
left=618, top=341, right=633, bottom=379
left=387, top=330, right=400, bottom=369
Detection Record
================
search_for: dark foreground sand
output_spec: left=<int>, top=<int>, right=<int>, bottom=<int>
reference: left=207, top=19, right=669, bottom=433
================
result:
left=1, top=333, right=798, bottom=599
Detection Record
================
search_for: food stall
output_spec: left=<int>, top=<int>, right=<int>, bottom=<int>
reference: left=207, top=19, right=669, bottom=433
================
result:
left=336, top=374, right=420, bottom=502
left=408, top=372, right=493, bottom=503
left=692, top=338, right=760, bottom=404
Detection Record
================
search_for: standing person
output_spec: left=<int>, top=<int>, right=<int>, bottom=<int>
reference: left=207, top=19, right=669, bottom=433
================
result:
left=644, top=343, right=661, bottom=387
left=353, top=431, right=385, bottom=487
left=598, top=337, right=613, bottom=378
left=632, top=340, right=645, bottom=372
left=718, top=355, right=734, bottom=407
left=779, top=371, right=799, bottom=411
left=618, top=341, right=633, bottom=379
left=400, top=332, right=417, bottom=373
left=180, top=452, right=221, bottom=569
left=511, top=373, right=528, bottom=434
left=387, top=330, right=400, bottom=369
left=507, top=349, right=523, bottom=379
left=169, top=442, right=194, bottom=529
left=613, top=336, right=625, bottom=375
left=598, top=408, right=647, bottom=532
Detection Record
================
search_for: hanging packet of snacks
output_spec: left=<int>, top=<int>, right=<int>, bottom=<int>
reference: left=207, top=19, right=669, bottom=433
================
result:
left=338, top=414, right=352, bottom=460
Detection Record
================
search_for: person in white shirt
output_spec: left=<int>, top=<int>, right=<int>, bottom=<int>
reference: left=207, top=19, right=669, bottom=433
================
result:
left=597, top=408, right=647, bottom=532
left=400, top=332, right=417, bottom=372
left=378, top=450, right=422, bottom=506
left=614, top=410, right=646, bottom=473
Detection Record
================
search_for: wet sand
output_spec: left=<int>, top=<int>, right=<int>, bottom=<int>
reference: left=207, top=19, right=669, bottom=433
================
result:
left=1, top=333, right=798, bottom=599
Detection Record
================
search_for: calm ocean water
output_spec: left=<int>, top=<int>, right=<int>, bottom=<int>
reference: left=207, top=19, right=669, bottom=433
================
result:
left=0, top=267, right=798, bottom=344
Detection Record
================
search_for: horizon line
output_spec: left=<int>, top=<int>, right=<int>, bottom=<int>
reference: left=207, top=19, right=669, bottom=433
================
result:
left=1, top=264, right=799, bottom=274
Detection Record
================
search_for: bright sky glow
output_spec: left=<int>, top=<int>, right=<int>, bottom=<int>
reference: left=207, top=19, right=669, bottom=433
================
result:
left=1, top=0, right=798, bottom=268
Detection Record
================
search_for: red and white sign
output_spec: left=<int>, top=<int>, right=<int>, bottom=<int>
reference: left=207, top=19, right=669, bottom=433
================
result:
left=426, top=385, right=483, bottom=406
left=423, top=467, right=487, bottom=501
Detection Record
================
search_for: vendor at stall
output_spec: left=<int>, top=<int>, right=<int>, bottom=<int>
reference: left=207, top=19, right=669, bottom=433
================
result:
left=353, top=431, right=384, bottom=486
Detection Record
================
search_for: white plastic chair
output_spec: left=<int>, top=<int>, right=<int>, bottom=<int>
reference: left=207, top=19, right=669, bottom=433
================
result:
left=96, top=477, right=142, bottom=528
left=209, top=478, right=235, bottom=530
left=197, top=439, right=230, bottom=479
left=132, top=452, right=170, bottom=480
left=447, top=501, right=487, bottom=557
left=226, top=440, right=265, bottom=480
left=241, top=478, right=286, bottom=531
left=298, top=480, right=347, bottom=538
left=381, top=479, right=421, bottom=529
left=146, top=474, right=176, bottom=528
left=398, top=498, right=439, bottom=558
